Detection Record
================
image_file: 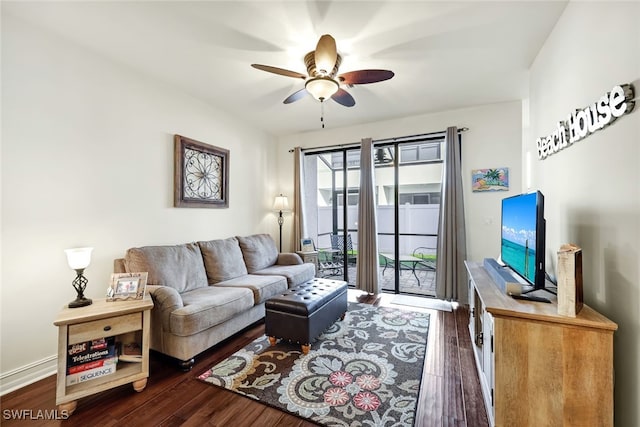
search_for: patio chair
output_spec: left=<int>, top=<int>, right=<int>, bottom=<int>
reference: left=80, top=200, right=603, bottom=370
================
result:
left=331, top=234, right=357, bottom=265
left=316, top=236, right=345, bottom=278
left=412, top=246, right=437, bottom=271
left=317, top=250, right=344, bottom=278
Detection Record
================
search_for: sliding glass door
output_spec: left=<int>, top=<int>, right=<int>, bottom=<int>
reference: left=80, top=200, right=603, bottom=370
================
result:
left=396, top=141, right=441, bottom=294
left=305, top=150, right=358, bottom=284
left=303, top=137, right=443, bottom=295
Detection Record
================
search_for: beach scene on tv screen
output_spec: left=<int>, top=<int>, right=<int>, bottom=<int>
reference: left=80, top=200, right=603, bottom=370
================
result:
left=502, top=193, right=537, bottom=282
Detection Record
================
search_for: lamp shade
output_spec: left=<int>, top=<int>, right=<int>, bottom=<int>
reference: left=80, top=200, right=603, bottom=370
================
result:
left=273, top=194, right=289, bottom=211
left=305, top=76, right=339, bottom=101
left=65, top=247, right=93, bottom=270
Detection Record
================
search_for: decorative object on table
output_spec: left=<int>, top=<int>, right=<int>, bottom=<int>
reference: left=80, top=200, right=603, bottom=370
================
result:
left=64, top=247, right=94, bottom=308
left=119, top=341, right=143, bottom=363
left=107, top=272, right=148, bottom=301
left=199, top=302, right=430, bottom=427
left=472, top=167, right=509, bottom=192
left=174, top=135, right=229, bottom=208
left=273, top=193, right=289, bottom=252
left=300, top=237, right=315, bottom=252
left=557, top=243, right=583, bottom=317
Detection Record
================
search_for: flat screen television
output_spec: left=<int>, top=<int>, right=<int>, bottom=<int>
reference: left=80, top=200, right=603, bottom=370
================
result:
left=500, top=191, right=547, bottom=292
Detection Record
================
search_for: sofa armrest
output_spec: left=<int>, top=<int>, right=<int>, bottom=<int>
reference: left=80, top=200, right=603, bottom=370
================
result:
left=277, top=252, right=303, bottom=265
left=113, top=258, right=126, bottom=274
left=147, top=285, right=184, bottom=330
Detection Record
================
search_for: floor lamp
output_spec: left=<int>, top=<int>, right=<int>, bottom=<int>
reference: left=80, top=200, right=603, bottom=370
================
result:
left=273, top=194, right=289, bottom=252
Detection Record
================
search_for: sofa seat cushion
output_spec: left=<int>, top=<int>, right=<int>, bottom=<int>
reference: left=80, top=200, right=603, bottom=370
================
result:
left=125, top=243, right=208, bottom=293
left=171, top=286, right=254, bottom=336
left=198, top=237, right=248, bottom=283
left=237, top=234, right=279, bottom=273
left=215, top=274, right=287, bottom=304
left=253, top=263, right=315, bottom=288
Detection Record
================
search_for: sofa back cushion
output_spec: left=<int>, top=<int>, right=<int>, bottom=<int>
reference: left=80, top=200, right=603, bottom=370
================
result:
left=197, top=237, right=248, bottom=284
left=236, top=234, right=278, bottom=273
left=125, top=243, right=207, bottom=293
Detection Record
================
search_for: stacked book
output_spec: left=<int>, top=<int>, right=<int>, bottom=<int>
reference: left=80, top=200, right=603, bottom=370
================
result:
left=66, top=337, right=117, bottom=386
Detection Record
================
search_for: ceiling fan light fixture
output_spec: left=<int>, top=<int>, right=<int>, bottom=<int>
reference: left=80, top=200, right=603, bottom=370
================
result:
left=305, top=76, right=339, bottom=101
left=252, top=34, right=394, bottom=112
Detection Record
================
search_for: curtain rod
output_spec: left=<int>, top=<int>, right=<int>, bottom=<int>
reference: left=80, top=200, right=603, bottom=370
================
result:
left=288, top=127, right=469, bottom=153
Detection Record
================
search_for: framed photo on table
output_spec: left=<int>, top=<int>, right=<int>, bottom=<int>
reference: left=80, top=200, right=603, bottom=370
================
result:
left=107, top=272, right=148, bottom=301
left=300, top=238, right=315, bottom=252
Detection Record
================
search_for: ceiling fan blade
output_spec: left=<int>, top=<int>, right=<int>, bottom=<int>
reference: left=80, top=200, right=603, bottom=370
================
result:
left=283, top=88, right=309, bottom=104
left=331, top=88, right=355, bottom=107
left=251, top=64, right=307, bottom=79
left=314, top=34, right=337, bottom=75
left=338, top=69, right=394, bottom=85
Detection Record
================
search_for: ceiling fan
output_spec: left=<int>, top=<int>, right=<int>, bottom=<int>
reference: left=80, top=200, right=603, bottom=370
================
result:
left=251, top=34, right=394, bottom=108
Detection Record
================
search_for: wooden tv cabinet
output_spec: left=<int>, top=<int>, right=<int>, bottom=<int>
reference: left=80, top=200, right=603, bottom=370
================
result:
left=465, top=261, right=617, bottom=427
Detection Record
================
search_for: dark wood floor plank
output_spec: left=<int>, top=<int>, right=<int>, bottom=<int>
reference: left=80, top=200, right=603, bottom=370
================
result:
left=415, top=373, right=443, bottom=427
left=160, top=386, right=253, bottom=427
left=1, top=375, right=57, bottom=409
left=425, top=310, right=445, bottom=377
left=443, top=304, right=466, bottom=425
left=120, top=380, right=213, bottom=425
left=0, top=291, right=487, bottom=427
left=416, top=310, right=444, bottom=426
left=158, top=386, right=230, bottom=427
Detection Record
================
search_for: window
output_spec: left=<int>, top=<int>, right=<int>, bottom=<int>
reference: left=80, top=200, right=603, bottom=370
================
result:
left=336, top=190, right=359, bottom=206
left=400, top=141, right=442, bottom=163
left=329, top=152, right=359, bottom=169
left=399, top=192, right=440, bottom=205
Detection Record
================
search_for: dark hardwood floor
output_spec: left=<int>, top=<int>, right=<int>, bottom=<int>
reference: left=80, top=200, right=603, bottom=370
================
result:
left=0, top=292, right=488, bottom=427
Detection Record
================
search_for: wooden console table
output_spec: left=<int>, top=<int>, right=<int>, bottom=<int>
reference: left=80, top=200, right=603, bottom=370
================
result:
left=465, top=261, right=617, bottom=427
left=53, top=296, right=153, bottom=416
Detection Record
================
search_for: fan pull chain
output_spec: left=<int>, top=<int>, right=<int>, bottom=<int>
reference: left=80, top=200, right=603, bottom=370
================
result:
left=320, top=100, right=325, bottom=129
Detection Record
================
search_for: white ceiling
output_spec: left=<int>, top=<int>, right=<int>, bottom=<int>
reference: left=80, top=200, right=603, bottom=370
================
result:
left=4, top=1, right=568, bottom=136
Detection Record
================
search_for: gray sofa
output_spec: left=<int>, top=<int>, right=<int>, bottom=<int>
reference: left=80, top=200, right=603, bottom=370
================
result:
left=114, top=234, right=315, bottom=370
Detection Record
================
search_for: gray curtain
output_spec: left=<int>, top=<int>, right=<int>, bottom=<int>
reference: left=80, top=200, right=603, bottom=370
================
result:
left=435, top=126, right=467, bottom=301
left=292, top=147, right=307, bottom=251
left=356, top=138, right=380, bottom=294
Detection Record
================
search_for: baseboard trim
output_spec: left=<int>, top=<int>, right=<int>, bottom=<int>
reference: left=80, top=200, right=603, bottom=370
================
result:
left=0, top=355, right=57, bottom=396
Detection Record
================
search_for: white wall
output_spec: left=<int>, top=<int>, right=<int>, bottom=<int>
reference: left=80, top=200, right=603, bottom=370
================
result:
left=276, top=101, right=523, bottom=262
left=0, top=12, right=278, bottom=392
left=528, top=2, right=640, bottom=425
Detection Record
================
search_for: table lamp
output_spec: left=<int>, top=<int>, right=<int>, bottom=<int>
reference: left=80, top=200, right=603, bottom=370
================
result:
left=64, top=247, right=93, bottom=308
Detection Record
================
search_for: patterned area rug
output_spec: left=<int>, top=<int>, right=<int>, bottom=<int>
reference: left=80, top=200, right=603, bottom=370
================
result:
left=198, top=302, right=430, bottom=426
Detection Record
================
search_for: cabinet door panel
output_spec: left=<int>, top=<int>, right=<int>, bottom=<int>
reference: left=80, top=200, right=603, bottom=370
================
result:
left=482, top=311, right=494, bottom=420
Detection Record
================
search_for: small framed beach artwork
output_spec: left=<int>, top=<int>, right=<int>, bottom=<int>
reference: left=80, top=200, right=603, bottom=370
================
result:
left=472, top=167, right=509, bottom=192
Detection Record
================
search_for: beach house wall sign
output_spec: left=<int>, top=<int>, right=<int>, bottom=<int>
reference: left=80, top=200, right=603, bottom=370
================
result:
left=536, top=83, right=635, bottom=160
